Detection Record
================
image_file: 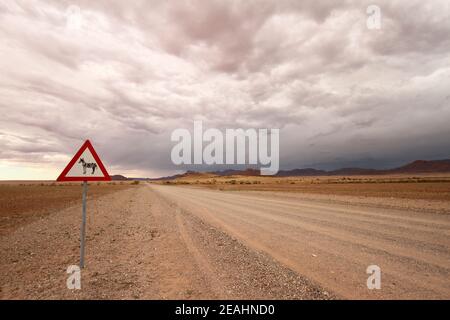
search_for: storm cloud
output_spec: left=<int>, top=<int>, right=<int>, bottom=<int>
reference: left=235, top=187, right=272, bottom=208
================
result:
left=0, top=0, right=449, bottom=178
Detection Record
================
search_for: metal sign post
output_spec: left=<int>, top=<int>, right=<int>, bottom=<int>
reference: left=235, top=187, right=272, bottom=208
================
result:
left=56, top=140, right=111, bottom=269
left=80, top=181, right=88, bottom=268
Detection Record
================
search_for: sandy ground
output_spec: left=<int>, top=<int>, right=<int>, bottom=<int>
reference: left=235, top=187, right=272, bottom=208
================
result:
left=0, top=183, right=133, bottom=235
left=1, top=183, right=449, bottom=299
left=0, top=185, right=330, bottom=300
left=164, top=175, right=450, bottom=202
left=152, top=185, right=450, bottom=299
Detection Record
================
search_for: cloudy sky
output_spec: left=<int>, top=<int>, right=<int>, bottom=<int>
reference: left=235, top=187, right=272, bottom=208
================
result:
left=0, top=0, right=449, bottom=179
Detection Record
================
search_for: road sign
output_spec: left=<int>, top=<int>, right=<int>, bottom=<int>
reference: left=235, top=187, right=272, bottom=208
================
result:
left=56, top=140, right=111, bottom=268
left=57, top=140, right=111, bottom=182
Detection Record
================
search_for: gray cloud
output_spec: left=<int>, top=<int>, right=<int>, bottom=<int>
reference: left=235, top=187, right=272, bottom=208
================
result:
left=0, top=0, right=449, bottom=178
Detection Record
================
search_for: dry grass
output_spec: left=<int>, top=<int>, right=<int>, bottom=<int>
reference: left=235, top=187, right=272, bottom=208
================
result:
left=153, top=174, right=450, bottom=202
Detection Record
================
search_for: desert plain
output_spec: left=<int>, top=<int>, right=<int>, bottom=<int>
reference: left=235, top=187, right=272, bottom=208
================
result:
left=1, top=174, right=450, bottom=299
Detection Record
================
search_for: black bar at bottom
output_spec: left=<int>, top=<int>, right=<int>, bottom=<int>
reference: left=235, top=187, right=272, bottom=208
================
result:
left=1, top=300, right=448, bottom=319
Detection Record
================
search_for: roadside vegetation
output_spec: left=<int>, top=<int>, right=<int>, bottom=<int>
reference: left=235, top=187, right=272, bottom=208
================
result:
left=153, top=174, right=450, bottom=202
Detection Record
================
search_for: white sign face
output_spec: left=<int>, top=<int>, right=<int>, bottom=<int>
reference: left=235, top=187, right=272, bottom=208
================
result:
left=66, top=148, right=105, bottom=177
left=57, top=140, right=111, bottom=181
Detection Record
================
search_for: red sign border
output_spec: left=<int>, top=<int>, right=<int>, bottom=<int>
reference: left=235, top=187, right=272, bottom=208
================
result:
left=57, top=140, right=111, bottom=182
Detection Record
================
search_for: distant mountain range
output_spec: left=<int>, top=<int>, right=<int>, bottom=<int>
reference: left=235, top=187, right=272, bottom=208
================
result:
left=277, top=159, right=450, bottom=176
left=111, top=159, right=450, bottom=181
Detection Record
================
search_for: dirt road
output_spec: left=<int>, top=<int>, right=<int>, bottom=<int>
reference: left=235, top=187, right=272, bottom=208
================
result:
left=0, top=184, right=329, bottom=299
left=152, top=185, right=450, bottom=299
left=1, top=184, right=449, bottom=299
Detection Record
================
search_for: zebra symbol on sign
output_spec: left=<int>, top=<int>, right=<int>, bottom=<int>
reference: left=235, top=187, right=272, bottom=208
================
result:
left=57, top=140, right=111, bottom=182
left=79, top=158, right=98, bottom=175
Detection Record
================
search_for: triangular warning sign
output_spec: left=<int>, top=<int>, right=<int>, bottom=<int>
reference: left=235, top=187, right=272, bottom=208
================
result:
left=57, top=140, right=111, bottom=182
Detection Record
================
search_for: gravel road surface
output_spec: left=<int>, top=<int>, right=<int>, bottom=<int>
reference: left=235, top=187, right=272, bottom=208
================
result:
left=1, top=184, right=449, bottom=299
left=152, top=185, right=450, bottom=299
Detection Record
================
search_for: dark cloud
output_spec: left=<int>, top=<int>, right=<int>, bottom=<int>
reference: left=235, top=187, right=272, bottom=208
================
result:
left=0, top=0, right=449, bottom=178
